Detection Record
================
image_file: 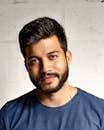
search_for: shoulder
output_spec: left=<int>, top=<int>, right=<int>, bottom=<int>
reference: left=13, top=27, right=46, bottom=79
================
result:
left=79, top=88, right=104, bottom=102
left=0, top=89, right=37, bottom=118
left=76, top=88, right=104, bottom=129
left=78, top=88, right=104, bottom=112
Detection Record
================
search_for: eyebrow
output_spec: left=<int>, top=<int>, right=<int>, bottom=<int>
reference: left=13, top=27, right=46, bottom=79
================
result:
left=27, top=56, right=39, bottom=60
left=47, top=51, right=59, bottom=55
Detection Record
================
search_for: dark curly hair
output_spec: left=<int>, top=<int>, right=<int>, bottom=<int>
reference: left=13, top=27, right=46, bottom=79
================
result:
left=19, top=17, right=68, bottom=58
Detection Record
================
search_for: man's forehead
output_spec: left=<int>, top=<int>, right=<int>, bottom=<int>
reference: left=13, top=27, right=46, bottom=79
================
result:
left=33, top=35, right=61, bottom=48
left=25, top=35, right=63, bottom=55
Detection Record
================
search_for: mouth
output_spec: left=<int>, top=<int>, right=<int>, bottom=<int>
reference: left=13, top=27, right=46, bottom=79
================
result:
left=40, top=75, right=57, bottom=84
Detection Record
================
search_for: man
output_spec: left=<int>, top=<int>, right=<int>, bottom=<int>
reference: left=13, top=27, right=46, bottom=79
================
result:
left=0, top=17, right=104, bottom=130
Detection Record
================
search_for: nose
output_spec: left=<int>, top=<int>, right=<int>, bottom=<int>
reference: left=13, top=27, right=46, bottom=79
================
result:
left=40, top=58, right=51, bottom=73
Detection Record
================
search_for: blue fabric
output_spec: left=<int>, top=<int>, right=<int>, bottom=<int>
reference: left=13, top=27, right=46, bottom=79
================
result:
left=0, top=88, right=104, bottom=130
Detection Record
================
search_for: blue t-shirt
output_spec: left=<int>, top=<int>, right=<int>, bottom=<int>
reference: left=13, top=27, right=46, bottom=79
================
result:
left=0, top=88, right=104, bottom=130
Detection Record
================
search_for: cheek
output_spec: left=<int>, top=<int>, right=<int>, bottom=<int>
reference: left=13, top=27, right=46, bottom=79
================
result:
left=54, top=59, right=68, bottom=72
left=28, top=66, right=40, bottom=78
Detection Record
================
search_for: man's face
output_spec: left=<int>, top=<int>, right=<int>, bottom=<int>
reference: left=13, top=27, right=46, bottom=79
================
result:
left=25, top=35, right=72, bottom=94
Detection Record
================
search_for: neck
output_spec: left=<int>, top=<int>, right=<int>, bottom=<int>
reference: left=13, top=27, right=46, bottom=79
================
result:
left=37, top=82, right=77, bottom=108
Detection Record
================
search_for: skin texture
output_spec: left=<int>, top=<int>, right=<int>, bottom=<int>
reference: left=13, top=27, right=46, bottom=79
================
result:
left=25, top=35, right=77, bottom=107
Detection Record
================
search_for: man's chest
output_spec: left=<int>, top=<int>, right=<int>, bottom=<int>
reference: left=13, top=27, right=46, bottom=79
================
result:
left=10, top=109, right=101, bottom=130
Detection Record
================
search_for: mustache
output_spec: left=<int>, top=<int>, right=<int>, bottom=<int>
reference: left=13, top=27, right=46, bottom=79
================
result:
left=39, top=72, right=59, bottom=81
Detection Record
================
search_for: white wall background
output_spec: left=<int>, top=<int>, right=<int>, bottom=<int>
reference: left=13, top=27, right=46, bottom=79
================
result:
left=0, top=0, right=104, bottom=108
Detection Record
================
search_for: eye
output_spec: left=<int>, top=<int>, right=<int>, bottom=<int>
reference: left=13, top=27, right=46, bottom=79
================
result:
left=28, top=58, right=40, bottom=66
left=48, top=54, right=58, bottom=60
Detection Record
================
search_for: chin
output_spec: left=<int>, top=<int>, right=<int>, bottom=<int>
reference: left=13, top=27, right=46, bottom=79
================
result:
left=38, top=84, right=63, bottom=95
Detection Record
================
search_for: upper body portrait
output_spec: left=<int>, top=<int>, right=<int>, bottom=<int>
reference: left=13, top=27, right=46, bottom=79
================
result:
left=0, top=17, right=104, bottom=130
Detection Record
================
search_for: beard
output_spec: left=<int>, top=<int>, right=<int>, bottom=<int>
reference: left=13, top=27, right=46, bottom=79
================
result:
left=29, top=65, right=69, bottom=95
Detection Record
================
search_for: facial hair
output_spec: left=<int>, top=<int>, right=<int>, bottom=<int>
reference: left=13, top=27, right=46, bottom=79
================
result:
left=29, top=65, right=69, bottom=95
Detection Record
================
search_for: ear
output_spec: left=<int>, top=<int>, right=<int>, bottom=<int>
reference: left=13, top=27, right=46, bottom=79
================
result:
left=66, top=50, right=72, bottom=64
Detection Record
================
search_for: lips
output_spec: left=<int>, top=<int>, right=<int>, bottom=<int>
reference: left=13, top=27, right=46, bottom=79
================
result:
left=40, top=75, right=56, bottom=84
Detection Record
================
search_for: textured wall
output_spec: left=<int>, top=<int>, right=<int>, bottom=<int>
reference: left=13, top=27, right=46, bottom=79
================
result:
left=0, top=0, right=104, bottom=107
